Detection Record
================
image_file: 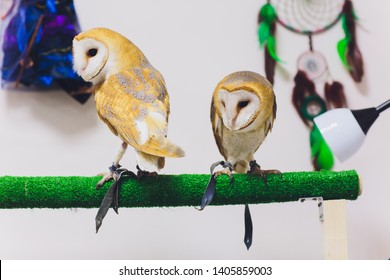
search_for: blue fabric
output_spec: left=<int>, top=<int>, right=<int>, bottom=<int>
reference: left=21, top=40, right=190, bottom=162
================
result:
left=1, top=0, right=92, bottom=104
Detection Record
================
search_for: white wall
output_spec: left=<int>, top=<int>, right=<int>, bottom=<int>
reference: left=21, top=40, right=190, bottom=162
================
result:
left=0, top=0, right=389, bottom=259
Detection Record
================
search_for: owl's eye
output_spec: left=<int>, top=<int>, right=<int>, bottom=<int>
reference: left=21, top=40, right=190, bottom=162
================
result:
left=87, top=48, right=98, bottom=57
left=238, top=100, right=249, bottom=109
left=221, top=101, right=226, bottom=108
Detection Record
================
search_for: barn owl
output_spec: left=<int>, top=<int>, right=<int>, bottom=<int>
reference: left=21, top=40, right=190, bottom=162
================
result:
left=211, top=71, right=279, bottom=178
left=208, top=71, right=280, bottom=249
left=72, top=28, right=185, bottom=187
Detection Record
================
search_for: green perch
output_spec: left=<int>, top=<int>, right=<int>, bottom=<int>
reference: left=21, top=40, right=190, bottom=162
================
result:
left=0, top=170, right=361, bottom=209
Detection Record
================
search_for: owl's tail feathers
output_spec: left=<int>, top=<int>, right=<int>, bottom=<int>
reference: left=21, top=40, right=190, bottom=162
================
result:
left=157, top=138, right=185, bottom=158
left=137, top=138, right=184, bottom=171
left=139, top=137, right=185, bottom=158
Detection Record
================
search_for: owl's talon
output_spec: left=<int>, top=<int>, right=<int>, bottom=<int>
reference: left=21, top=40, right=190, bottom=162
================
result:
left=220, top=161, right=234, bottom=187
left=211, top=160, right=234, bottom=187
left=214, top=169, right=232, bottom=178
left=248, top=160, right=281, bottom=186
left=214, top=167, right=234, bottom=185
left=96, top=172, right=114, bottom=189
left=96, top=163, right=121, bottom=189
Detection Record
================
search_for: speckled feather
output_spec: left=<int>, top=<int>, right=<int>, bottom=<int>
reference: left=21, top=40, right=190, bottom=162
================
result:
left=94, top=67, right=183, bottom=158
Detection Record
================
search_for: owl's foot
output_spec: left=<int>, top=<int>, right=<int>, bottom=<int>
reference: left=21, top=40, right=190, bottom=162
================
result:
left=248, top=160, right=282, bottom=185
left=214, top=169, right=234, bottom=187
left=96, top=163, right=121, bottom=189
left=136, top=165, right=158, bottom=180
left=95, top=166, right=136, bottom=233
left=210, top=160, right=234, bottom=187
left=197, top=161, right=234, bottom=211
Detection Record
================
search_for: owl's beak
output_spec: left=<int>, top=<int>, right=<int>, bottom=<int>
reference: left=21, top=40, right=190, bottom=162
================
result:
left=230, top=115, right=238, bottom=130
left=225, top=105, right=238, bottom=130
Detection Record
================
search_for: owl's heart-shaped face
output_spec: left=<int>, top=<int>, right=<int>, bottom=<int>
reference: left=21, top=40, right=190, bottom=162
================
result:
left=73, top=38, right=109, bottom=84
left=217, top=89, right=260, bottom=131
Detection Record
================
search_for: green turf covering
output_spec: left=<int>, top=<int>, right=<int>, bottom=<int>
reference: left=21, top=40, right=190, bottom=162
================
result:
left=0, top=170, right=360, bottom=209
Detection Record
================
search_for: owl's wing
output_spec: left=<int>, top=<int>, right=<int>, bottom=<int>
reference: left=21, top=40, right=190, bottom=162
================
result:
left=252, top=92, right=277, bottom=154
left=96, top=68, right=184, bottom=158
left=210, top=98, right=227, bottom=160
left=266, top=92, right=277, bottom=134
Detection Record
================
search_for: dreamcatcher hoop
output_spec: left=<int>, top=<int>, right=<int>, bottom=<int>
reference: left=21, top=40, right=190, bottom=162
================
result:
left=297, top=50, right=328, bottom=82
left=270, top=0, right=345, bottom=35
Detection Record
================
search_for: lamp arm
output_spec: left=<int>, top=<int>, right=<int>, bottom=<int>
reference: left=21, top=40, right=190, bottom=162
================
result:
left=376, top=99, right=390, bottom=114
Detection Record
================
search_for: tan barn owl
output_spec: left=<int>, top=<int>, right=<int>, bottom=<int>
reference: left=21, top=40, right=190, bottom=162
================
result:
left=72, top=28, right=185, bottom=187
left=211, top=71, right=279, bottom=178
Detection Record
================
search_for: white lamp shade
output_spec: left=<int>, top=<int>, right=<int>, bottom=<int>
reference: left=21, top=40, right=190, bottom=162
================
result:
left=313, top=108, right=365, bottom=162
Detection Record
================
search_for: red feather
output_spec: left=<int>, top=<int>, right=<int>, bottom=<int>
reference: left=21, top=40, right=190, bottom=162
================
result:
left=343, top=0, right=364, bottom=82
left=292, top=70, right=318, bottom=126
left=324, top=81, right=348, bottom=109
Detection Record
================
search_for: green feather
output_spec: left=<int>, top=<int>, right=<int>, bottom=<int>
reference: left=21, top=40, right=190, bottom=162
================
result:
left=267, top=35, right=284, bottom=63
left=337, top=15, right=353, bottom=68
left=341, top=15, right=349, bottom=37
left=258, top=2, right=284, bottom=63
left=337, top=38, right=351, bottom=68
left=310, top=125, right=334, bottom=171
left=258, top=22, right=270, bottom=46
left=317, top=144, right=334, bottom=170
left=260, top=3, right=277, bottom=23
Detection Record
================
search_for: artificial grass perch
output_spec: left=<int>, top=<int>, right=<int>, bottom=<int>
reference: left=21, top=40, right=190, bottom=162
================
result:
left=0, top=170, right=360, bottom=209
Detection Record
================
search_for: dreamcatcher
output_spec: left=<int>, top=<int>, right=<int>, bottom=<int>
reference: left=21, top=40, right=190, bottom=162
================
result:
left=258, top=0, right=363, bottom=170
left=0, top=0, right=92, bottom=104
